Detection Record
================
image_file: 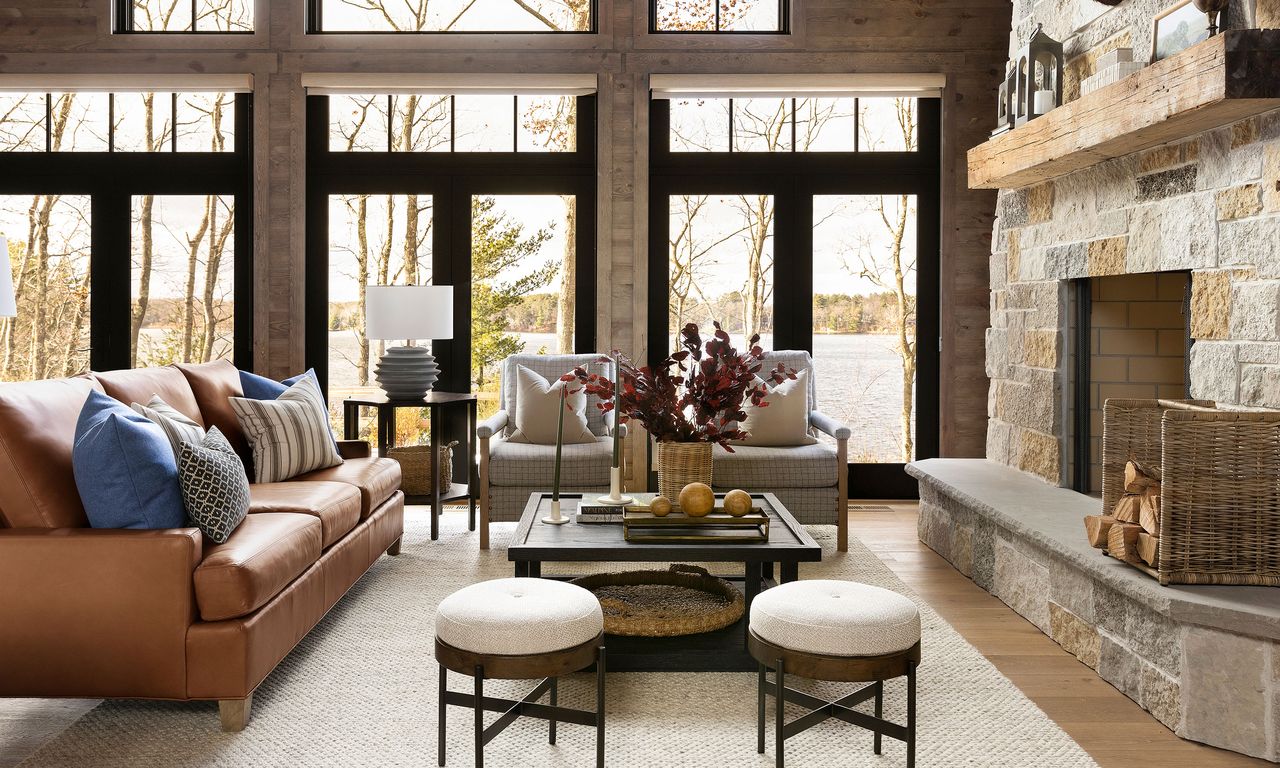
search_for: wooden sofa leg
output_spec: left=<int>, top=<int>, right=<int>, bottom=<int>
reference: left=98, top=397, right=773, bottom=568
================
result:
left=219, top=694, right=253, bottom=732
left=387, top=536, right=403, bottom=556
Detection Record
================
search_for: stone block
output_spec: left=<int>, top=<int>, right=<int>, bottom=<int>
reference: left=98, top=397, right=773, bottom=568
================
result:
left=1217, top=183, right=1263, bottom=221
left=1049, top=602, right=1101, bottom=668
left=1264, top=143, right=1280, bottom=214
left=916, top=501, right=952, bottom=562
left=1158, top=192, right=1217, bottom=270
left=1241, top=364, right=1280, bottom=408
left=1050, top=563, right=1096, bottom=624
left=971, top=515, right=997, bottom=591
left=1182, top=627, right=1268, bottom=759
left=1125, top=600, right=1182, bottom=677
left=1221, top=216, right=1280, bottom=277
left=1190, top=271, right=1231, bottom=340
left=1097, top=632, right=1144, bottom=703
left=985, top=327, right=1010, bottom=378
left=986, top=418, right=1014, bottom=466
left=1126, top=202, right=1162, bottom=273
left=1088, top=236, right=1127, bottom=276
left=1017, top=429, right=1060, bottom=484
left=1136, top=165, right=1197, bottom=201
left=1140, top=666, right=1182, bottom=732
left=1043, top=242, right=1084, bottom=279
left=993, top=538, right=1051, bottom=632
left=1197, top=125, right=1235, bottom=190
left=1189, top=340, right=1240, bottom=402
left=1140, top=144, right=1182, bottom=174
left=1232, top=117, right=1261, bottom=149
left=1007, top=229, right=1022, bottom=282
left=1028, top=182, right=1055, bottom=224
left=1022, top=328, right=1059, bottom=369
left=1000, top=189, right=1029, bottom=229
left=1230, top=281, right=1280, bottom=341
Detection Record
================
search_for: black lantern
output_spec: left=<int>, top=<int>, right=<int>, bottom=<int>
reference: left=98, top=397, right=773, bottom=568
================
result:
left=1014, top=24, right=1064, bottom=127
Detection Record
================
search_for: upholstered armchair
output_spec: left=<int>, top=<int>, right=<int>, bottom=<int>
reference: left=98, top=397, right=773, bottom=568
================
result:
left=712, top=350, right=851, bottom=551
left=476, top=354, right=623, bottom=549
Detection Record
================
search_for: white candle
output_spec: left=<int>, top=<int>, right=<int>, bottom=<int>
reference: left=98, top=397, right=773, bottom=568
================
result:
left=1034, top=90, right=1055, bottom=115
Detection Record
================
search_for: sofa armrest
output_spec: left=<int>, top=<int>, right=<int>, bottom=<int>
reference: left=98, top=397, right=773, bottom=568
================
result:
left=603, top=410, right=628, bottom=440
left=477, top=410, right=509, bottom=440
left=810, top=410, right=852, bottom=441
left=336, top=439, right=371, bottom=460
left=0, top=526, right=203, bottom=698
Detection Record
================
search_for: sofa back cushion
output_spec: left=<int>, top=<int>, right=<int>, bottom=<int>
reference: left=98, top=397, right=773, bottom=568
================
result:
left=92, top=367, right=204, bottom=427
left=176, top=360, right=251, bottom=466
left=0, top=376, right=102, bottom=528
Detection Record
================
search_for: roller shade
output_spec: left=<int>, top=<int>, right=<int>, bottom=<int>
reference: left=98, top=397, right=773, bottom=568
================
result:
left=0, top=74, right=252, bottom=93
left=303, top=73, right=597, bottom=96
left=650, top=74, right=944, bottom=99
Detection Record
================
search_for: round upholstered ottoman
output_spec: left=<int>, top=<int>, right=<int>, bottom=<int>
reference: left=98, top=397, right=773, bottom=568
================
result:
left=748, top=580, right=922, bottom=768
left=434, top=578, right=606, bottom=768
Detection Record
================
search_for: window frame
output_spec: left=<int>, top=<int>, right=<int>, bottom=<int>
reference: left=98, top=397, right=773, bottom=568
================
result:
left=113, top=0, right=256, bottom=34
left=647, top=96, right=941, bottom=497
left=305, top=0, right=598, bottom=34
left=0, top=92, right=255, bottom=372
left=649, top=0, right=790, bottom=34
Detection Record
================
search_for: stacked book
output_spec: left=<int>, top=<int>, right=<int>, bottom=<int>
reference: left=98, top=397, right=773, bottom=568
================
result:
left=1081, top=48, right=1144, bottom=96
left=575, top=503, right=627, bottom=524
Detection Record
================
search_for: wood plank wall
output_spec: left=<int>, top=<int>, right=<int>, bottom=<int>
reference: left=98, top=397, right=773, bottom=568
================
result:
left=0, top=0, right=1009, bottom=460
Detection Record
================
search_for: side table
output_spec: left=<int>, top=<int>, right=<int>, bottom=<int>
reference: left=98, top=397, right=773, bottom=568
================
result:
left=342, top=392, right=477, bottom=541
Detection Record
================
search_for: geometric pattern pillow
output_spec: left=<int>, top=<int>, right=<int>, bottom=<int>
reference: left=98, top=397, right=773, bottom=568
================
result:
left=132, top=395, right=205, bottom=459
left=177, top=427, right=250, bottom=545
left=228, top=374, right=343, bottom=483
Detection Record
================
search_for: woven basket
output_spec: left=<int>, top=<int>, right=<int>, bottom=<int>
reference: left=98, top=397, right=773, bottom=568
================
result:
left=1102, top=399, right=1280, bottom=585
left=655, top=441, right=713, bottom=501
left=385, top=441, right=456, bottom=496
left=570, top=565, right=745, bottom=637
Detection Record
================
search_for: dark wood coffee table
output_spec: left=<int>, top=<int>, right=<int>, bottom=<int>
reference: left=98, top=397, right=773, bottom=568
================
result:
left=508, top=492, right=822, bottom=672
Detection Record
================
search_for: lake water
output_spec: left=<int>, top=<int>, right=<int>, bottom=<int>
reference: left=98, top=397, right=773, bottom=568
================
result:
left=328, top=330, right=913, bottom=463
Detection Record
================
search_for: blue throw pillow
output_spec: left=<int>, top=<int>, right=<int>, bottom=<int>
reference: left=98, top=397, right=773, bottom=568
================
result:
left=238, top=368, right=320, bottom=400
left=72, top=390, right=186, bottom=530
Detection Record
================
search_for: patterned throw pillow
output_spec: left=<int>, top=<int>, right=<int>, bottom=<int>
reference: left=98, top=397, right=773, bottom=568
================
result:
left=228, top=375, right=343, bottom=483
left=177, top=427, right=250, bottom=545
left=132, top=395, right=205, bottom=459
left=507, top=365, right=596, bottom=445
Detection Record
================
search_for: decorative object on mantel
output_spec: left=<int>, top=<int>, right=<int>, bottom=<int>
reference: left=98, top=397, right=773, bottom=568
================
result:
left=1193, top=0, right=1231, bottom=36
left=1013, top=24, right=1064, bottom=126
left=565, top=322, right=796, bottom=502
left=570, top=565, right=745, bottom=637
left=542, top=383, right=571, bottom=526
left=596, top=354, right=634, bottom=507
left=1153, top=0, right=1212, bottom=62
left=1080, top=48, right=1145, bottom=96
left=365, top=284, right=453, bottom=400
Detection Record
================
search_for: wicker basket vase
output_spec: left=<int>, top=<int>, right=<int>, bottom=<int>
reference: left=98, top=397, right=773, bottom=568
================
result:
left=655, top=440, right=713, bottom=500
left=385, top=441, right=457, bottom=496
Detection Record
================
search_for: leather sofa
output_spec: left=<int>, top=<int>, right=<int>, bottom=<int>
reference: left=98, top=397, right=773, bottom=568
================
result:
left=0, top=360, right=405, bottom=731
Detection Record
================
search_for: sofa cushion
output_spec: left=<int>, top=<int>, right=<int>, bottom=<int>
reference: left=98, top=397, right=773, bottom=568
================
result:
left=176, top=360, right=251, bottom=468
left=228, top=376, right=343, bottom=483
left=0, top=376, right=102, bottom=528
left=73, top=390, right=187, bottom=530
left=238, top=368, right=320, bottom=400
left=711, top=442, right=839, bottom=489
left=249, top=481, right=360, bottom=549
left=179, top=428, right=250, bottom=545
left=294, top=458, right=401, bottom=518
left=488, top=436, right=612, bottom=487
left=92, top=367, right=203, bottom=427
left=132, top=395, right=205, bottom=459
left=194, top=512, right=322, bottom=621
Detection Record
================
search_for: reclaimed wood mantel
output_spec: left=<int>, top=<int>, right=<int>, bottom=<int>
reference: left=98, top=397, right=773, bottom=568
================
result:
left=968, top=29, right=1280, bottom=190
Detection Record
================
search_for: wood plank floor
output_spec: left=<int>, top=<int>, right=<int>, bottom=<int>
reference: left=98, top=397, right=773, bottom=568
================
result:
left=1, top=504, right=1270, bottom=767
left=858, top=502, right=1270, bottom=768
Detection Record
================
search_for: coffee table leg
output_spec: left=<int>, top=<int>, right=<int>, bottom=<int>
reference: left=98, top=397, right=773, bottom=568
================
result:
left=744, top=561, right=763, bottom=607
left=780, top=562, right=798, bottom=584
left=514, top=561, right=528, bottom=578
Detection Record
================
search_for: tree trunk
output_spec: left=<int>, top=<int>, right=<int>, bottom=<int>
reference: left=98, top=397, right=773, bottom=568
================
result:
left=31, top=194, right=57, bottom=380
left=182, top=198, right=213, bottom=363
left=61, top=270, right=91, bottom=376
left=202, top=200, right=234, bottom=362
left=555, top=195, right=576, bottom=353
left=131, top=194, right=154, bottom=366
left=355, top=195, right=370, bottom=386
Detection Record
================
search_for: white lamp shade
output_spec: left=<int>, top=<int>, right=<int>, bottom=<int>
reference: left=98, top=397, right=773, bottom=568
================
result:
left=365, top=284, right=453, bottom=341
left=0, top=237, right=15, bottom=318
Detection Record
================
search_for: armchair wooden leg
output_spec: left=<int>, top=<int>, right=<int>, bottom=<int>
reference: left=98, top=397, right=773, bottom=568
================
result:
left=219, top=694, right=253, bottom=732
left=837, top=437, right=849, bottom=552
left=386, top=536, right=402, bottom=556
left=480, top=437, right=491, bottom=550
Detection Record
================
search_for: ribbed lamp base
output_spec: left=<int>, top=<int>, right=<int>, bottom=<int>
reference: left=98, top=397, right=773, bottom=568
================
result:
left=374, top=346, right=440, bottom=400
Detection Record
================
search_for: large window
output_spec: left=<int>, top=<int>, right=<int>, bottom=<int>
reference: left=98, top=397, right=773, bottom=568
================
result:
left=0, top=90, right=252, bottom=381
left=649, top=95, right=938, bottom=496
left=308, top=0, right=593, bottom=32
left=652, top=0, right=786, bottom=32
left=308, top=92, right=595, bottom=448
left=115, top=0, right=254, bottom=32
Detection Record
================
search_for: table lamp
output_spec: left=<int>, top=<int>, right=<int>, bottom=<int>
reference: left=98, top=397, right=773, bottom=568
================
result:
left=365, top=284, right=453, bottom=400
left=0, top=237, right=15, bottom=318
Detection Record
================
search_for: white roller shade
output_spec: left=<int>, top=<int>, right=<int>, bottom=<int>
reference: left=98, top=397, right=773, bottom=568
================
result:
left=303, top=73, right=596, bottom=96
left=0, top=74, right=252, bottom=93
left=650, top=74, right=944, bottom=99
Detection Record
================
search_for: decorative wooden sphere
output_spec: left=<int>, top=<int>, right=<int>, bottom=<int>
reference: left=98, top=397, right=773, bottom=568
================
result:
left=650, top=496, right=673, bottom=517
left=678, top=483, right=715, bottom=517
left=723, top=489, right=752, bottom=517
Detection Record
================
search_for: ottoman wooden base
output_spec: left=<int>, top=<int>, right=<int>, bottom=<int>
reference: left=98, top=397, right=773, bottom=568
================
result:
left=748, top=631, right=920, bottom=768
left=435, top=633, right=606, bottom=768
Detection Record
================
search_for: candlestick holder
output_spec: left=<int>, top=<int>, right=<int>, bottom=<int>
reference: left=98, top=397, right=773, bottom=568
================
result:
left=596, top=467, right=634, bottom=506
left=541, top=498, right=569, bottom=525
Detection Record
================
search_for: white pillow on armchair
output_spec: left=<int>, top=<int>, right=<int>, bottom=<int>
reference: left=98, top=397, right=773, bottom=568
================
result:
left=506, top=365, right=596, bottom=444
left=737, top=370, right=817, bottom=447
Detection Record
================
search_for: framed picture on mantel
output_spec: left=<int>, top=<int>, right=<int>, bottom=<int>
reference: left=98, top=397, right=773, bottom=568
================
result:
left=1151, top=0, right=1211, bottom=62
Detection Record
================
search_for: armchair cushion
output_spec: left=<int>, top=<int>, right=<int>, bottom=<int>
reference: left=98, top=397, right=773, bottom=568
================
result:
left=488, top=435, right=612, bottom=487
left=738, top=370, right=817, bottom=447
left=500, top=354, right=612, bottom=437
left=507, top=365, right=595, bottom=445
left=712, top=442, right=839, bottom=489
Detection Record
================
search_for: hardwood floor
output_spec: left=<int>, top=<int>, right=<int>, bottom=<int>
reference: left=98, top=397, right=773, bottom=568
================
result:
left=1, top=504, right=1270, bottom=767
left=858, top=502, right=1270, bottom=768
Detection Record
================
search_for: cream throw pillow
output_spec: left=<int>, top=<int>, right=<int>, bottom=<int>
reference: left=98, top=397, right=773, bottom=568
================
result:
left=507, top=365, right=596, bottom=445
left=738, top=370, right=817, bottom=447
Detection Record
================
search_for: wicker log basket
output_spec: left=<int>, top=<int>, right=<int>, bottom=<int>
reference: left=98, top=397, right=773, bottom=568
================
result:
left=570, top=564, right=745, bottom=637
left=385, top=441, right=457, bottom=496
left=655, top=441, right=713, bottom=501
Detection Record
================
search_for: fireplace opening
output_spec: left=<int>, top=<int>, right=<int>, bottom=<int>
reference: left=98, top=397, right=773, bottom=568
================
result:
left=1068, top=272, right=1192, bottom=495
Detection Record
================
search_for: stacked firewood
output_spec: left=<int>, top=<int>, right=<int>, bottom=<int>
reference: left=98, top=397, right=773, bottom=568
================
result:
left=1084, top=460, right=1162, bottom=568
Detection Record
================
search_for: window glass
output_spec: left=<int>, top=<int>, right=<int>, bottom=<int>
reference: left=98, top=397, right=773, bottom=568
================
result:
left=114, top=92, right=175, bottom=152
left=795, top=98, right=855, bottom=151
left=859, top=98, right=917, bottom=152
left=668, top=98, right=730, bottom=152
left=0, top=94, right=47, bottom=152
left=330, top=95, right=393, bottom=152
left=654, top=0, right=784, bottom=31
left=50, top=93, right=109, bottom=152
left=517, top=96, right=576, bottom=152
left=327, top=94, right=578, bottom=154
left=454, top=96, right=515, bottom=152
left=126, top=0, right=253, bottom=32
left=392, top=95, right=451, bottom=152
left=176, top=92, right=235, bottom=152
left=732, top=98, right=791, bottom=152
left=315, top=0, right=592, bottom=31
left=665, top=96, right=918, bottom=153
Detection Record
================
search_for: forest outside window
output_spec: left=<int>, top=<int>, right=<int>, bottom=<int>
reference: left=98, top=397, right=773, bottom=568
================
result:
left=0, top=91, right=238, bottom=153
left=652, top=0, right=787, bottom=32
left=116, top=0, right=254, bottom=32
left=668, top=97, right=917, bottom=152
left=328, top=94, right=576, bottom=152
left=308, top=0, right=593, bottom=32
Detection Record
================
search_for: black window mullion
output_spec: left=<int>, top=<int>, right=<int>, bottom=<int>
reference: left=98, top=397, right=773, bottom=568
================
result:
left=171, top=92, right=178, bottom=152
left=714, top=0, right=721, bottom=30
left=790, top=97, right=796, bottom=152
left=512, top=95, right=519, bottom=152
left=107, top=94, right=115, bottom=153
left=728, top=97, right=734, bottom=153
left=387, top=95, right=394, bottom=151
left=89, top=193, right=132, bottom=371
left=44, top=93, right=51, bottom=152
left=853, top=97, right=860, bottom=152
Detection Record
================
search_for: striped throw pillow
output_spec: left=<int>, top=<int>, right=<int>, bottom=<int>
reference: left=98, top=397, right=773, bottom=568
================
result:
left=132, top=395, right=206, bottom=459
left=228, top=375, right=343, bottom=483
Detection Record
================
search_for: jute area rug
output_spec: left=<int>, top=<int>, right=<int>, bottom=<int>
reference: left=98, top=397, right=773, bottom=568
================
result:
left=20, top=511, right=1099, bottom=768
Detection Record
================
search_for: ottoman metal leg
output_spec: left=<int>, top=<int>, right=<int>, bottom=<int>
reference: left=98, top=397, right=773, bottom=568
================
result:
left=549, top=677, right=557, bottom=745
left=596, top=646, right=607, bottom=768
left=775, top=657, right=785, bottom=768
left=907, top=661, right=917, bottom=768
left=438, top=665, right=448, bottom=767
left=757, top=663, right=766, bottom=754
left=474, top=665, right=485, bottom=768
left=874, top=680, right=884, bottom=755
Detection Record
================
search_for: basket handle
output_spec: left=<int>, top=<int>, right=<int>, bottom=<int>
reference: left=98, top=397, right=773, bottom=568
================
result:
left=669, top=564, right=709, bottom=577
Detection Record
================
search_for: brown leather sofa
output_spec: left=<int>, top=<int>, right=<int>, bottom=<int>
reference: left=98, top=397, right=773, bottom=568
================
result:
left=0, top=360, right=405, bottom=731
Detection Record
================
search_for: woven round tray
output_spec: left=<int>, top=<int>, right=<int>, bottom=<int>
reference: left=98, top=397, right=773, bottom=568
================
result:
left=570, top=564, right=745, bottom=637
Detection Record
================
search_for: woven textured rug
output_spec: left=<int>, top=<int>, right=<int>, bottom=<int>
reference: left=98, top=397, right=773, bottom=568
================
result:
left=19, top=512, right=1099, bottom=768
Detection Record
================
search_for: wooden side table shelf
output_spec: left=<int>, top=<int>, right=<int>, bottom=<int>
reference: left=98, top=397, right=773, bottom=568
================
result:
left=342, top=392, right=477, bottom=541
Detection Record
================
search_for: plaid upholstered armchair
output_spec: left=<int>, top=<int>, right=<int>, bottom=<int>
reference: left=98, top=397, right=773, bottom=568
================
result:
left=712, top=350, right=852, bottom=551
left=475, top=354, right=623, bottom=549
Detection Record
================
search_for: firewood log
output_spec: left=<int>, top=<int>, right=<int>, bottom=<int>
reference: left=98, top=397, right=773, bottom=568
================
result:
left=1111, top=493, right=1143, bottom=524
left=1137, top=532, right=1160, bottom=567
left=1084, top=515, right=1116, bottom=548
left=1124, top=459, right=1161, bottom=493
left=1139, top=487, right=1161, bottom=537
left=1107, top=521, right=1143, bottom=564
